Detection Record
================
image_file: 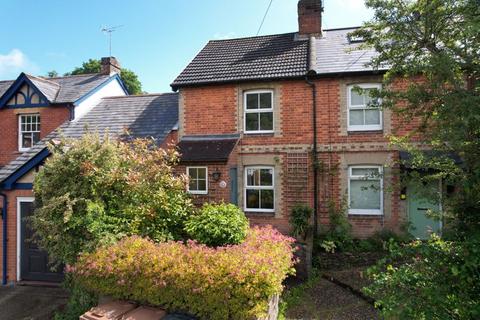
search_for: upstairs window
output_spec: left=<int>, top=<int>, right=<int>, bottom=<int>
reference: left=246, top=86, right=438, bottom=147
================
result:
left=244, top=90, right=274, bottom=134
left=19, top=114, right=40, bottom=151
left=187, top=167, right=208, bottom=194
left=348, top=84, right=382, bottom=131
left=348, top=166, right=383, bottom=215
left=245, top=167, right=274, bottom=212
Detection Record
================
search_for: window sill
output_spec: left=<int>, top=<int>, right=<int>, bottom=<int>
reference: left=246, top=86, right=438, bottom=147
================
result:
left=348, top=211, right=383, bottom=217
left=347, top=129, right=383, bottom=134
left=243, top=132, right=275, bottom=137
left=245, top=211, right=275, bottom=216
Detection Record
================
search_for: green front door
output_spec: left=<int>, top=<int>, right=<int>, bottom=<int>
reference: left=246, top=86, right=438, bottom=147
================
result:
left=407, top=181, right=442, bottom=239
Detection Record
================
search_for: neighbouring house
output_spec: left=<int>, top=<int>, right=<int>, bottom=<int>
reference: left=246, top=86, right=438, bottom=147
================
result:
left=171, top=0, right=442, bottom=242
left=0, top=57, right=179, bottom=284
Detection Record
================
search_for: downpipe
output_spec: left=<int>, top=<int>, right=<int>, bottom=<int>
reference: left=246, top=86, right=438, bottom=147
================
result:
left=1, top=193, right=7, bottom=285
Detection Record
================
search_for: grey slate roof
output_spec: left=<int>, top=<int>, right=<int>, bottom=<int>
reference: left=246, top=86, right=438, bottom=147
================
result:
left=314, top=27, right=382, bottom=74
left=171, top=33, right=309, bottom=89
left=171, top=27, right=383, bottom=88
left=178, top=134, right=240, bottom=163
left=0, top=93, right=179, bottom=184
left=0, top=73, right=112, bottom=104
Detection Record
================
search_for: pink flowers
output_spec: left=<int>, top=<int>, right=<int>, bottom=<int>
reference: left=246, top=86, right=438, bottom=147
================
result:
left=73, top=226, right=296, bottom=320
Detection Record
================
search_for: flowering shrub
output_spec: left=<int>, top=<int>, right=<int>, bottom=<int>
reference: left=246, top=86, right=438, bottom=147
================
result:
left=73, top=226, right=296, bottom=320
left=185, top=202, right=249, bottom=246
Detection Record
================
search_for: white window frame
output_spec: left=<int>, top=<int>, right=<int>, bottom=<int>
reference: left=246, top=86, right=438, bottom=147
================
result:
left=187, top=166, right=208, bottom=195
left=347, top=83, right=383, bottom=132
left=244, top=166, right=275, bottom=213
left=244, top=90, right=274, bottom=134
left=348, top=165, right=383, bottom=215
left=18, top=114, right=40, bottom=152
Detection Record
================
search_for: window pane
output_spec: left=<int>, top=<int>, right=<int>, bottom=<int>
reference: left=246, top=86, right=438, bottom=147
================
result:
left=246, top=189, right=260, bottom=209
left=259, top=112, right=273, bottom=131
left=349, top=110, right=364, bottom=125
left=246, top=168, right=260, bottom=186
left=246, top=113, right=259, bottom=131
left=260, top=190, right=274, bottom=209
left=350, top=180, right=381, bottom=210
left=22, top=133, right=32, bottom=149
left=189, top=179, right=197, bottom=191
left=32, top=132, right=40, bottom=144
left=351, top=168, right=380, bottom=177
left=197, top=168, right=206, bottom=179
left=350, top=89, right=364, bottom=105
left=188, top=168, right=198, bottom=180
left=197, top=179, right=207, bottom=191
left=259, top=93, right=272, bottom=109
left=246, top=94, right=258, bottom=109
left=260, top=169, right=273, bottom=186
left=365, top=109, right=380, bottom=125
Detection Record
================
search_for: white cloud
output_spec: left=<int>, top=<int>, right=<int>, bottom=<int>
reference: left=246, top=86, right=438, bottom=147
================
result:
left=213, top=32, right=237, bottom=40
left=337, top=0, right=366, bottom=9
left=0, top=49, right=38, bottom=78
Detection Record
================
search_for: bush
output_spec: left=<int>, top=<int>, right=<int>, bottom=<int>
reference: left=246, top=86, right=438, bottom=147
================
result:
left=32, top=133, right=193, bottom=266
left=316, top=200, right=353, bottom=252
left=73, top=226, right=296, bottom=320
left=53, top=275, right=97, bottom=320
left=184, top=203, right=249, bottom=247
left=364, top=234, right=480, bottom=319
left=289, top=204, right=313, bottom=241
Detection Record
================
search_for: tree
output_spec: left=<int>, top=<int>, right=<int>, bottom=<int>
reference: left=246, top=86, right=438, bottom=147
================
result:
left=66, top=58, right=143, bottom=95
left=352, top=1, right=480, bottom=318
left=46, top=70, right=58, bottom=78
left=31, top=133, right=193, bottom=265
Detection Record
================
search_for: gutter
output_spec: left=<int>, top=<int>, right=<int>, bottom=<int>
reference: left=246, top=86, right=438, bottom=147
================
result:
left=1, top=192, right=7, bottom=285
left=306, top=36, right=319, bottom=236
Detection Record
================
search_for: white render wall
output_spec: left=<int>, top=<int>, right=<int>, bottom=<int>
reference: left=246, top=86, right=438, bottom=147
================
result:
left=73, top=77, right=127, bottom=121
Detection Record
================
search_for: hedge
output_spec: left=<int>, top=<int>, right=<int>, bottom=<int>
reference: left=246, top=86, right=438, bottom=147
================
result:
left=72, top=226, right=296, bottom=320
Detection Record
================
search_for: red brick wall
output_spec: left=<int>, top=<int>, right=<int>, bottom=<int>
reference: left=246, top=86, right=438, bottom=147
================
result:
left=179, top=76, right=422, bottom=238
left=0, top=106, right=70, bottom=167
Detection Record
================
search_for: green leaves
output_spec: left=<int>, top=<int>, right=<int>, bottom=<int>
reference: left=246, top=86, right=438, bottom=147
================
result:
left=184, top=202, right=249, bottom=247
left=31, top=133, right=192, bottom=265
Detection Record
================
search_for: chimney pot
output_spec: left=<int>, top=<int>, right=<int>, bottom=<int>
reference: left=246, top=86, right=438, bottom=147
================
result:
left=298, top=0, right=323, bottom=37
left=101, top=57, right=121, bottom=75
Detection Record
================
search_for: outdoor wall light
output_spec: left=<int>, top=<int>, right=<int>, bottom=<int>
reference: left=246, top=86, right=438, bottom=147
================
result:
left=212, top=169, right=222, bottom=181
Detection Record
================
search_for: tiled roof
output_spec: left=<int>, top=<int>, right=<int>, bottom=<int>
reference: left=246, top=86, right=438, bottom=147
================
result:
left=171, top=27, right=383, bottom=88
left=171, top=33, right=309, bottom=89
left=178, top=134, right=240, bottom=163
left=0, top=93, right=179, bottom=184
left=314, top=27, right=382, bottom=74
left=0, top=73, right=112, bottom=104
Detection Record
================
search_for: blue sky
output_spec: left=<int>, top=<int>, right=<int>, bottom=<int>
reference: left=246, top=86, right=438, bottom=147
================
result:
left=0, top=0, right=372, bottom=93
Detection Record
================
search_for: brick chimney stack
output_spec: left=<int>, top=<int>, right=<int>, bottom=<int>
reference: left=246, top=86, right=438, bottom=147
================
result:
left=298, top=0, right=323, bottom=37
left=101, top=57, right=121, bottom=75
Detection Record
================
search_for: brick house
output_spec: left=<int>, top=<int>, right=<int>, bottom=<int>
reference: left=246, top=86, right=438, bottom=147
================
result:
left=171, top=0, right=441, bottom=241
left=0, top=58, right=179, bottom=284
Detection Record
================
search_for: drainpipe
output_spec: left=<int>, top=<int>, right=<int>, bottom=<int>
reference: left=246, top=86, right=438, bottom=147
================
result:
left=305, top=76, right=319, bottom=236
left=305, top=36, right=319, bottom=236
left=1, top=193, right=7, bottom=285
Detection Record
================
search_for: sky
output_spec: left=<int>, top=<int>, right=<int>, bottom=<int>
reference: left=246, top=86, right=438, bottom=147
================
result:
left=0, top=0, right=373, bottom=93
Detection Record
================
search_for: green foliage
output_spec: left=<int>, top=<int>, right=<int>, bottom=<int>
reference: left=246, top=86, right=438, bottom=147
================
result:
left=289, top=204, right=313, bottom=241
left=66, top=58, right=143, bottom=94
left=365, top=235, right=480, bottom=319
left=352, top=2, right=480, bottom=317
left=32, top=133, right=192, bottom=265
left=73, top=227, right=296, bottom=320
left=47, top=70, right=58, bottom=78
left=184, top=202, right=249, bottom=247
left=54, top=275, right=97, bottom=320
left=316, top=200, right=353, bottom=252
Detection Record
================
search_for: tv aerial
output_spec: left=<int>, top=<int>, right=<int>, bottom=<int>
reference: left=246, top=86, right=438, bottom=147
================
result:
left=101, top=25, right=124, bottom=57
